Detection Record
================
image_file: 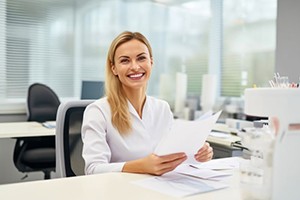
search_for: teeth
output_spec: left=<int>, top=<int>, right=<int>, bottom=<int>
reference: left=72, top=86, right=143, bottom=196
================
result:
left=129, top=73, right=143, bottom=78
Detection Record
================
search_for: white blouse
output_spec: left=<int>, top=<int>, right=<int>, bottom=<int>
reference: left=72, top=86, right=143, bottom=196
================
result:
left=81, top=96, right=173, bottom=174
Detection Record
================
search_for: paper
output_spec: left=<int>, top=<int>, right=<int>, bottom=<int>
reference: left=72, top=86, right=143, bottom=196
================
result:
left=175, top=164, right=232, bottom=180
left=132, top=172, right=228, bottom=198
left=209, top=131, right=230, bottom=139
left=154, top=110, right=222, bottom=163
left=190, top=157, right=240, bottom=170
left=42, top=121, right=56, bottom=129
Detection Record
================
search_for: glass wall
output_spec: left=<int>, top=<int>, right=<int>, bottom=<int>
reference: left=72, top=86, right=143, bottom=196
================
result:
left=222, top=0, right=277, bottom=97
left=0, top=0, right=277, bottom=112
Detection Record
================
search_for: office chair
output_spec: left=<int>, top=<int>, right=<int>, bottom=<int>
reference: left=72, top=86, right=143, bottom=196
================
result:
left=56, top=100, right=94, bottom=178
left=13, top=83, right=60, bottom=179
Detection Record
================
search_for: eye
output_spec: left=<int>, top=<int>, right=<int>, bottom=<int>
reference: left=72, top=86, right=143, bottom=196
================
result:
left=137, top=56, right=146, bottom=61
left=120, top=58, right=129, bottom=64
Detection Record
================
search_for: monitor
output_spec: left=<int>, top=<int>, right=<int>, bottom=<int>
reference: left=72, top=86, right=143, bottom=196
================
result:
left=81, top=81, right=104, bottom=100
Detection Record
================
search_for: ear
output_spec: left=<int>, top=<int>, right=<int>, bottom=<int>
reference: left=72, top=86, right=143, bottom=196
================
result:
left=150, top=57, right=153, bottom=66
left=111, top=64, right=118, bottom=76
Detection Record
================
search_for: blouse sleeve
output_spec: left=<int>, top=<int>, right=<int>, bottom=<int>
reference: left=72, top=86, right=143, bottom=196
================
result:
left=81, top=103, right=125, bottom=174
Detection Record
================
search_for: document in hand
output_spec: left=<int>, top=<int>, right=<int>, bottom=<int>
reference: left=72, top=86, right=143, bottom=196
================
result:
left=154, top=110, right=222, bottom=163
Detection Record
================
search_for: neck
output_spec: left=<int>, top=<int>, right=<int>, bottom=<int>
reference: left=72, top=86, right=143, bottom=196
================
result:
left=123, top=87, right=146, bottom=118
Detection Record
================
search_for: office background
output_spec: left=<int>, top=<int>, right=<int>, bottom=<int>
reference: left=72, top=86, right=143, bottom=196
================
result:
left=1, top=0, right=278, bottom=114
left=0, top=0, right=300, bottom=184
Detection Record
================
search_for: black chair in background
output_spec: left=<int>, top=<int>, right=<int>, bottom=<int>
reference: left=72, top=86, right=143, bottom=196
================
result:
left=56, top=100, right=94, bottom=177
left=13, top=83, right=60, bottom=179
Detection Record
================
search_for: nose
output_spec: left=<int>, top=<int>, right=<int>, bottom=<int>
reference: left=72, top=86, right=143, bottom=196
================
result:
left=131, top=60, right=140, bottom=71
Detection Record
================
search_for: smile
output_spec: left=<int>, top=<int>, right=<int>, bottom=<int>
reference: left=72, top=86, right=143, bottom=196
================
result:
left=127, top=73, right=145, bottom=79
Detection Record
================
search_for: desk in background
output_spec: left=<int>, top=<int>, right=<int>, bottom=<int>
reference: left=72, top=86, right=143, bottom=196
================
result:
left=0, top=122, right=56, bottom=184
left=0, top=171, right=243, bottom=200
left=0, top=122, right=54, bottom=138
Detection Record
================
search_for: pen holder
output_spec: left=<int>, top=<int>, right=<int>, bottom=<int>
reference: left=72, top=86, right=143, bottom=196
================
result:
left=239, top=126, right=274, bottom=200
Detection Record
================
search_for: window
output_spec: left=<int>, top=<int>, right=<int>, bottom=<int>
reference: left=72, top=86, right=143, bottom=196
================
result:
left=0, top=0, right=277, bottom=113
left=222, top=0, right=277, bottom=97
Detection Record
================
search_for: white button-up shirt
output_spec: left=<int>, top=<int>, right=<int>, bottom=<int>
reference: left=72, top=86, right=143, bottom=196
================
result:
left=81, top=96, right=173, bottom=174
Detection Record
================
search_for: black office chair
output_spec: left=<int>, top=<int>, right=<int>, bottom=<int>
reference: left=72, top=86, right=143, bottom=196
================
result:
left=56, top=100, right=94, bottom=178
left=13, top=83, right=60, bottom=179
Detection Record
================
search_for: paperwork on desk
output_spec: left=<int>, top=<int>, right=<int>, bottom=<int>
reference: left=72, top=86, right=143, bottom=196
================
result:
left=132, top=157, right=240, bottom=197
left=132, top=171, right=228, bottom=198
left=154, top=110, right=222, bottom=163
left=174, top=164, right=232, bottom=181
left=189, top=156, right=240, bottom=170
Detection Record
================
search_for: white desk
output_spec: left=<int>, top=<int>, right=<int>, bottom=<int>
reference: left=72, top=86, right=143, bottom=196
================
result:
left=0, top=171, right=243, bottom=200
left=0, top=121, right=55, bottom=138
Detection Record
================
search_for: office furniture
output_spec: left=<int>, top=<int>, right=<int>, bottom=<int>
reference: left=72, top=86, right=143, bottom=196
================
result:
left=0, top=122, right=54, bottom=138
left=56, top=100, right=94, bottom=178
left=207, top=135, right=243, bottom=159
left=13, top=83, right=60, bottom=179
left=0, top=122, right=55, bottom=184
left=0, top=170, right=242, bottom=200
left=81, top=80, right=105, bottom=100
left=209, top=142, right=243, bottom=158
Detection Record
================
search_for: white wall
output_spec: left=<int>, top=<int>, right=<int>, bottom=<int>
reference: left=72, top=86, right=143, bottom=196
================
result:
left=275, top=0, right=300, bottom=83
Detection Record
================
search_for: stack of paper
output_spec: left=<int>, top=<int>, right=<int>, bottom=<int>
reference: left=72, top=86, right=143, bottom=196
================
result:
left=132, top=158, right=240, bottom=197
left=132, top=172, right=228, bottom=198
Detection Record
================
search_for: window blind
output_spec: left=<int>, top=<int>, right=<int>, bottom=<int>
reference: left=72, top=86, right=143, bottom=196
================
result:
left=0, top=0, right=75, bottom=101
left=0, top=0, right=277, bottom=114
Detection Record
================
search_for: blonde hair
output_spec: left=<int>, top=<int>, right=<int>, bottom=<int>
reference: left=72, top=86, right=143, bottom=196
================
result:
left=105, top=31, right=153, bottom=135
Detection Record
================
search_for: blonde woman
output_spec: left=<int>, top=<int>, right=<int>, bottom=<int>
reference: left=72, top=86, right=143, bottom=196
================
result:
left=81, top=31, right=213, bottom=175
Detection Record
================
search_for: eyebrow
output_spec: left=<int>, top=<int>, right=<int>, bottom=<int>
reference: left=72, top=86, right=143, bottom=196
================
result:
left=117, top=52, right=147, bottom=60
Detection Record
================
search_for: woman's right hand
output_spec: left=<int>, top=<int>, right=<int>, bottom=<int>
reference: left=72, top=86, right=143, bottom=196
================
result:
left=122, top=152, right=187, bottom=176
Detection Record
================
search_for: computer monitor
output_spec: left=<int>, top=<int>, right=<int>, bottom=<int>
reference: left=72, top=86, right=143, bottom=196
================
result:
left=81, top=81, right=104, bottom=100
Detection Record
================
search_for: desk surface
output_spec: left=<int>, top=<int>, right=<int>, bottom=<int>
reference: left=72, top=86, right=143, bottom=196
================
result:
left=0, top=121, right=240, bottom=143
left=0, top=171, right=243, bottom=200
left=0, top=122, right=55, bottom=138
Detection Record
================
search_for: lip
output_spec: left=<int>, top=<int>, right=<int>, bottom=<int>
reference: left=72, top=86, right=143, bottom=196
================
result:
left=127, top=73, right=145, bottom=79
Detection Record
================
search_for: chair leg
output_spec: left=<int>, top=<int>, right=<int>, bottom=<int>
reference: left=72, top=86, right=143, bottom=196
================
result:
left=44, top=171, right=51, bottom=179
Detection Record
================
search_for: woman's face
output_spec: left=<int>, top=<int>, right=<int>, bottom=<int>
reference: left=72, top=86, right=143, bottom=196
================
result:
left=111, top=39, right=153, bottom=91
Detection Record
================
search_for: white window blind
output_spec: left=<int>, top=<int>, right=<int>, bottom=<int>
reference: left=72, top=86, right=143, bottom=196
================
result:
left=0, top=0, right=75, bottom=102
left=0, top=0, right=277, bottom=114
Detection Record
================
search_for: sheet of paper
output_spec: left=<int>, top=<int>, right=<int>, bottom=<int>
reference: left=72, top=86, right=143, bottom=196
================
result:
left=132, top=172, right=228, bottom=198
left=190, top=157, right=240, bottom=170
left=174, top=164, right=232, bottom=180
left=195, top=110, right=213, bottom=121
left=154, top=110, right=222, bottom=163
left=42, top=121, right=56, bottom=129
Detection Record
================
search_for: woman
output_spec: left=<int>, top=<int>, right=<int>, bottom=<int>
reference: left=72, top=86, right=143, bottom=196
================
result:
left=81, top=31, right=213, bottom=176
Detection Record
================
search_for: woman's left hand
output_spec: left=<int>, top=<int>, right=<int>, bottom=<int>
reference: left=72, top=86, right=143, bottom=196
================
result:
left=194, top=142, right=213, bottom=162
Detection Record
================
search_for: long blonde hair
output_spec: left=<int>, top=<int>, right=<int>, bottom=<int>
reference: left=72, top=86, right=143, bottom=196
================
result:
left=105, top=31, right=153, bottom=135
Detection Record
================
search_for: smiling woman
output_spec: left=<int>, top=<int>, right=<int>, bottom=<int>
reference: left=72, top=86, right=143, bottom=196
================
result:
left=80, top=31, right=214, bottom=176
left=111, top=38, right=153, bottom=95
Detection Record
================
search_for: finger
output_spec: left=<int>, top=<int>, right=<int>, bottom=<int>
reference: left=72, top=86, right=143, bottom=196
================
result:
left=197, top=142, right=210, bottom=153
left=195, top=151, right=213, bottom=161
left=159, top=152, right=186, bottom=163
left=158, top=156, right=187, bottom=174
left=195, top=147, right=213, bottom=161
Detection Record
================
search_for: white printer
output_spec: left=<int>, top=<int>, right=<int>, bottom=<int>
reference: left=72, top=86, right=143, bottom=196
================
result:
left=244, top=88, right=300, bottom=200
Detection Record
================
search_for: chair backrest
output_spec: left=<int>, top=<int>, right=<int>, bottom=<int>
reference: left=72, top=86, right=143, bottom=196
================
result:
left=27, top=83, right=60, bottom=122
left=55, top=100, right=94, bottom=178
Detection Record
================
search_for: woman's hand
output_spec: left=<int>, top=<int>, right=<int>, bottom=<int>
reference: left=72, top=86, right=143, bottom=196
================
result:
left=194, top=142, right=213, bottom=162
left=122, top=152, right=187, bottom=176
